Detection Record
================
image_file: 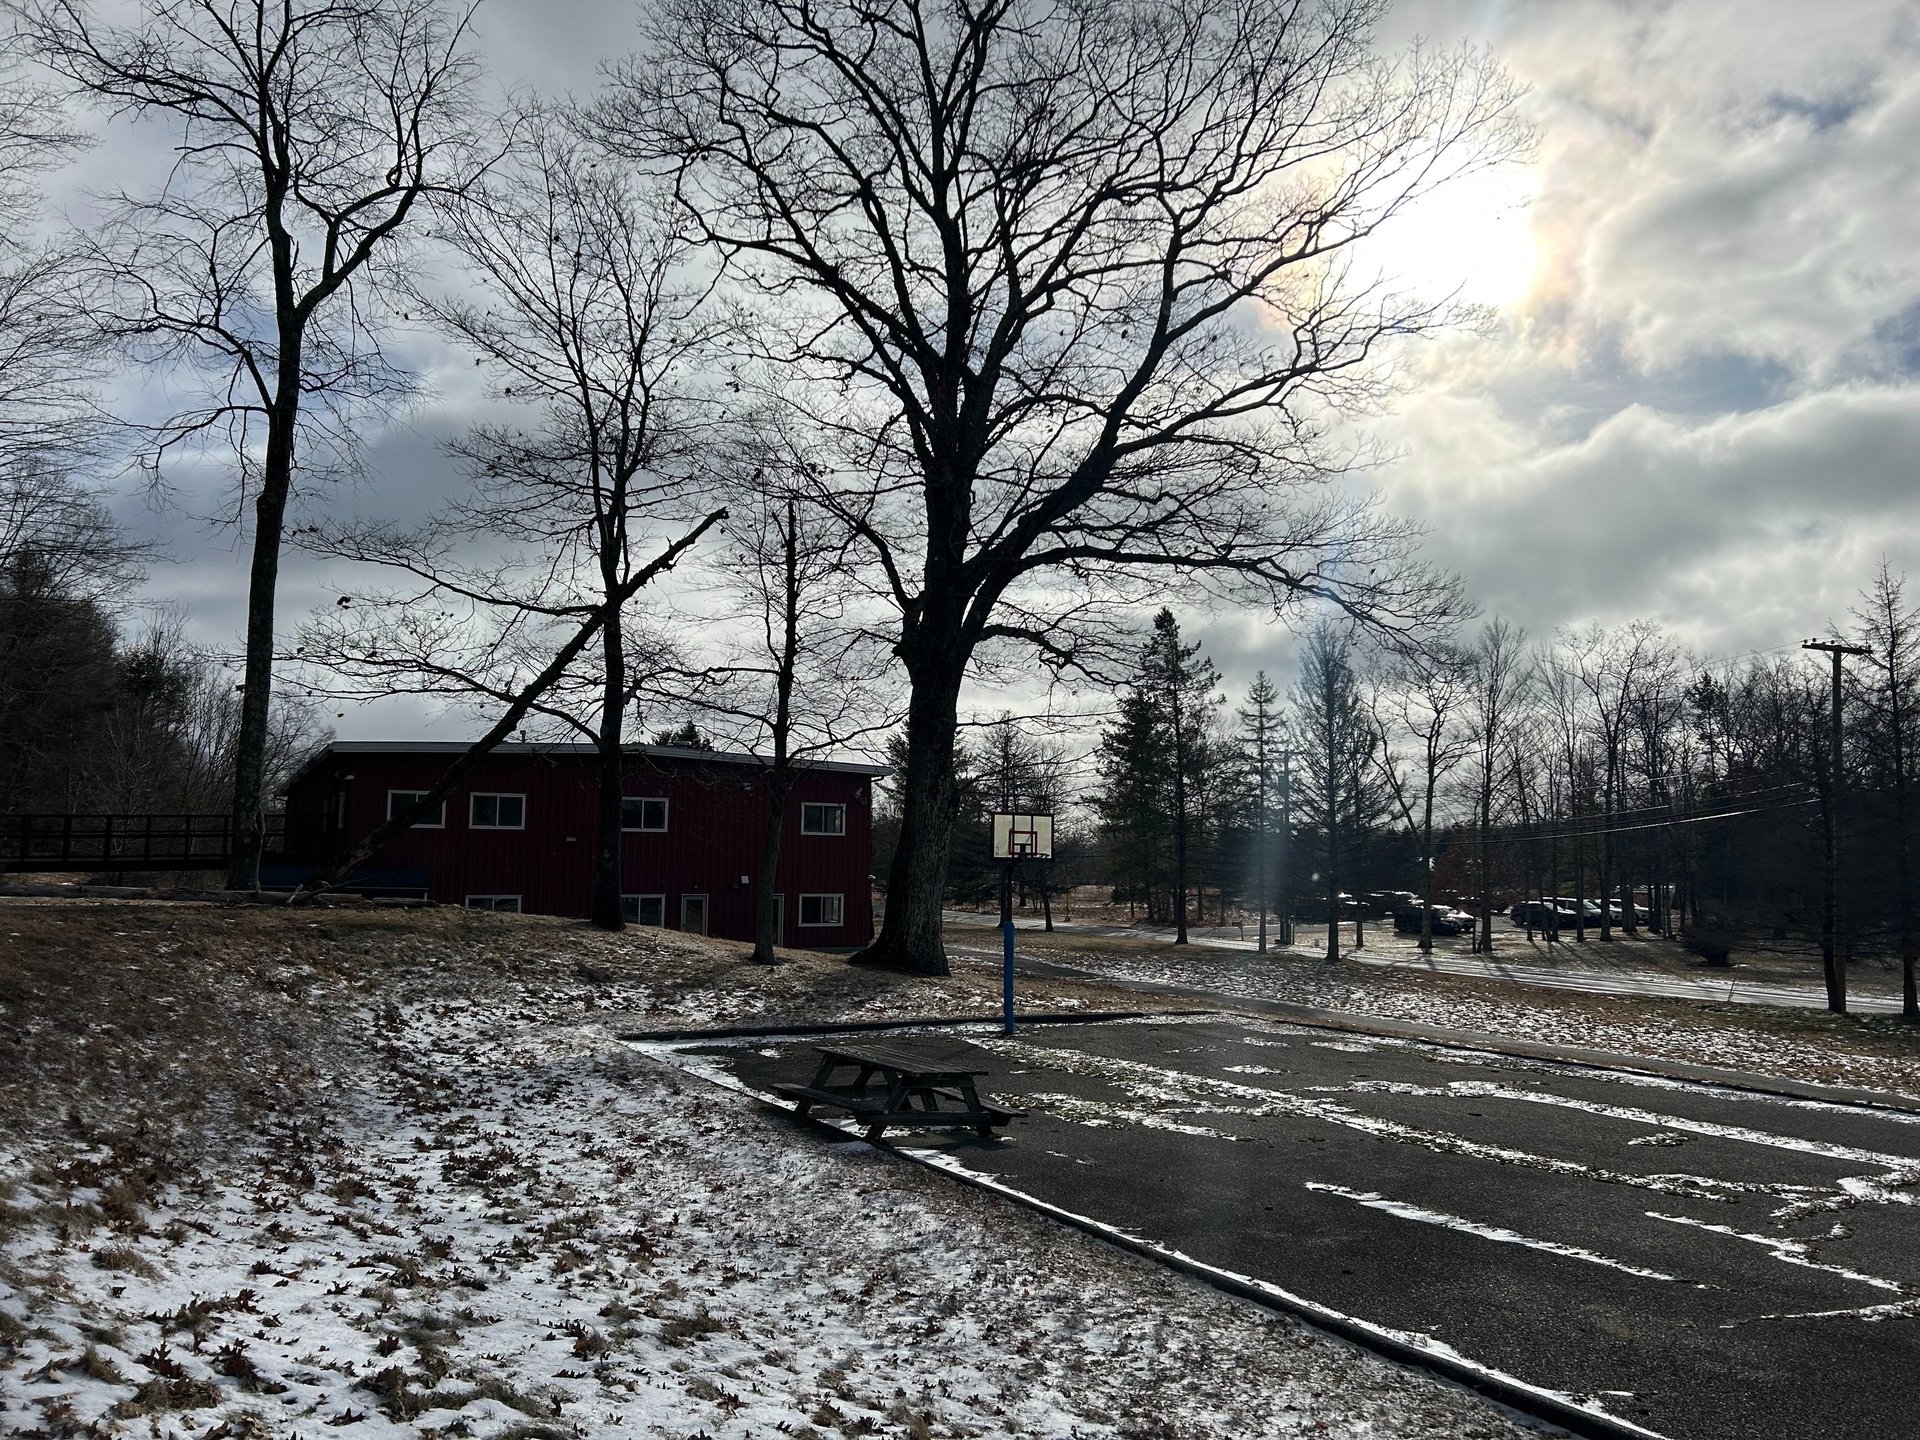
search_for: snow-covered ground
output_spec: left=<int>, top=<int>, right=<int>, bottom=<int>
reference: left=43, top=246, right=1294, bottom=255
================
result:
left=0, top=902, right=1540, bottom=1439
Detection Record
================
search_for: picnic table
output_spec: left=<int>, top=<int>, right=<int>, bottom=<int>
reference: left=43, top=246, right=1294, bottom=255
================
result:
left=772, top=1042, right=1023, bottom=1142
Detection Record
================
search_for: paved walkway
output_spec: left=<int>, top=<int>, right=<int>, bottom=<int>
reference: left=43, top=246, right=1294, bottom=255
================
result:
left=708, top=1017, right=1920, bottom=1440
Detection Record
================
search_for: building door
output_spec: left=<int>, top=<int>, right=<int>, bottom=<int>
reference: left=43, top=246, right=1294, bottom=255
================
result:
left=681, top=893, right=709, bottom=936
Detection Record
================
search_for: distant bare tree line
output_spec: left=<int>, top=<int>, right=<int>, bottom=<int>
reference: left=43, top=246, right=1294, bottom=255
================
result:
left=1065, top=575, right=1920, bottom=1019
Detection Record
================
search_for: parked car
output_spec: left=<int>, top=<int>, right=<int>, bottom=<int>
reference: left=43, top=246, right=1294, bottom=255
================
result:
left=1365, top=890, right=1420, bottom=916
left=1292, top=892, right=1364, bottom=922
left=1394, top=905, right=1473, bottom=936
left=1547, top=897, right=1606, bottom=925
left=1600, top=901, right=1655, bottom=926
left=1510, top=900, right=1578, bottom=929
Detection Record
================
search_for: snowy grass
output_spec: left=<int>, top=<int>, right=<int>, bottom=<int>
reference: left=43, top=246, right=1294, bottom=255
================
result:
left=1, top=902, right=1539, bottom=1439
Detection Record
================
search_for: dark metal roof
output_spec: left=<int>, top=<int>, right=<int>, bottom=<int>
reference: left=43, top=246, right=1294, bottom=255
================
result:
left=285, top=739, right=889, bottom=793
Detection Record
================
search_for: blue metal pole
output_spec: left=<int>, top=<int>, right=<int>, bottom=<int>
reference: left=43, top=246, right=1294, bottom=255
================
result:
left=1001, top=860, right=1015, bottom=1033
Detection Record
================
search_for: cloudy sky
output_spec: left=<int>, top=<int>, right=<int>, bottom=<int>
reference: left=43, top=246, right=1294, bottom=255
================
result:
left=59, top=0, right=1920, bottom=740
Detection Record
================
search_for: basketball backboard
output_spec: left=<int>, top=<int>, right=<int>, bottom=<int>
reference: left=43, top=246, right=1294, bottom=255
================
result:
left=990, top=812, right=1054, bottom=861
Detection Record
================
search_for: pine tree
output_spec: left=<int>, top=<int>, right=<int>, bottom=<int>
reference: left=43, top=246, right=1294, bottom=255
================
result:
left=1096, top=688, right=1171, bottom=921
left=1236, top=672, right=1286, bottom=951
left=1139, top=610, right=1223, bottom=944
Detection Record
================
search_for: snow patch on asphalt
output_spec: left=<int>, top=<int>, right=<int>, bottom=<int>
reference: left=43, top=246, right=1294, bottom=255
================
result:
left=1646, top=1213, right=1905, bottom=1293
left=1339, top=1079, right=1917, bottom=1169
left=978, top=1034, right=1758, bottom=1202
left=1304, top=1183, right=1681, bottom=1282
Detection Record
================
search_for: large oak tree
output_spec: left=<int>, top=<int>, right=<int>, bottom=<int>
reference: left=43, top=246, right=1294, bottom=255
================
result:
left=615, top=0, right=1520, bottom=972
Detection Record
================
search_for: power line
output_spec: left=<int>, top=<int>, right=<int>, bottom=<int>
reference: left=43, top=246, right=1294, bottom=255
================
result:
left=1495, top=795, right=1819, bottom=847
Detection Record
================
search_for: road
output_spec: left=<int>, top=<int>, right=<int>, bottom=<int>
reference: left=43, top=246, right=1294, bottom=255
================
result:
left=942, top=910, right=1904, bottom=1014
left=705, top=1017, right=1920, bottom=1440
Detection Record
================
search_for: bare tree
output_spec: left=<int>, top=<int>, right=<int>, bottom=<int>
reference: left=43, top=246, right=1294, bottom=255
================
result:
left=1370, top=645, right=1471, bottom=951
left=1292, top=619, right=1383, bottom=963
left=665, top=473, right=898, bottom=962
left=298, top=115, right=728, bottom=927
left=1565, top=621, right=1659, bottom=940
left=1627, top=640, right=1686, bottom=934
left=0, top=37, right=94, bottom=493
left=611, top=0, right=1518, bottom=973
left=18, top=0, right=487, bottom=888
left=1854, top=562, right=1920, bottom=1021
left=1464, top=619, right=1527, bottom=953
left=0, top=468, right=147, bottom=606
left=1536, top=642, right=1594, bottom=941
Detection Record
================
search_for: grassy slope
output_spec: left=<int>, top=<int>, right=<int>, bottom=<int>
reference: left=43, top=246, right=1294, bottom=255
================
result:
left=0, top=902, right=1536, bottom=1440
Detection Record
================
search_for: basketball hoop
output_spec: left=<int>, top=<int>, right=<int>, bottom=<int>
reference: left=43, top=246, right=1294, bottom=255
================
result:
left=990, top=812, right=1054, bottom=861
left=988, top=812, right=1053, bottom=1036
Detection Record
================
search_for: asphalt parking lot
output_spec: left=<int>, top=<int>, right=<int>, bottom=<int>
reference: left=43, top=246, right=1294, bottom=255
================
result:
left=701, top=1017, right=1920, bottom=1440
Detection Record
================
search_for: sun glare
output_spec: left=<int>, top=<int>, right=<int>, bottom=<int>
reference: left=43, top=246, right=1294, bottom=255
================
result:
left=1364, top=166, right=1541, bottom=312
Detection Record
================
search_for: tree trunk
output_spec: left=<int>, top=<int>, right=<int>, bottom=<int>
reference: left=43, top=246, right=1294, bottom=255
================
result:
left=1256, top=758, right=1270, bottom=954
left=1419, top=784, right=1435, bottom=953
left=1173, top=750, right=1190, bottom=944
left=753, top=771, right=795, bottom=964
left=1325, top=819, right=1340, bottom=964
left=1476, top=784, right=1494, bottom=954
left=589, top=615, right=627, bottom=931
left=1599, top=750, right=1615, bottom=941
left=1574, top=808, right=1587, bottom=942
left=852, top=660, right=963, bottom=975
left=1895, top=687, right=1917, bottom=1020
left=226, top=359, right=302, bottom=891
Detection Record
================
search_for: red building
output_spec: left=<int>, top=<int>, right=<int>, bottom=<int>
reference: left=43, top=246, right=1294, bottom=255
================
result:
left=277, top=741, right=884, bottom=947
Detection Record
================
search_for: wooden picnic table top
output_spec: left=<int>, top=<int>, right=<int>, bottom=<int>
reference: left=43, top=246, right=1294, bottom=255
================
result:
left=812, top=1042, right=989, bottom=1079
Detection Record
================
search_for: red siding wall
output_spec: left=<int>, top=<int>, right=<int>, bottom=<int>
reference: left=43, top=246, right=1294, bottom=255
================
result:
left=286, top=749, right=876, bottom=947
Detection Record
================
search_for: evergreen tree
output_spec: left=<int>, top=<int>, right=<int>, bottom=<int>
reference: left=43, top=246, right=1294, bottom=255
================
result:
left=1139, top=610, right=1222, bottom=943
left=1235, top=671, right=1287, bottom=951
left=649, top=721, right=715, bottom=751
left=1096, top=688, right=1171, bottom=921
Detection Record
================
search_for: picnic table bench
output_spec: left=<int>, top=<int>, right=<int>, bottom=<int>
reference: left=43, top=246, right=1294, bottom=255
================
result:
left=772, top=1042, right=1023, bottom=1142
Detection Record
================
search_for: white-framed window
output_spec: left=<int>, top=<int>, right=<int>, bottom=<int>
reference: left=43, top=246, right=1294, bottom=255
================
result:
left=465, top=895, right=522, bottom=913
left=386, top=790, right=445, bottom=827
left=681, top=893, right=709, bottom=935
left=798, top=893, right=844, bottom=927
left=800, top=802, right=846, bottom=836
left=469, top=793, right=525, bottom=829
left=621, top=796, right=669, bottom=832
left=621, top=894, right=666, bottom=926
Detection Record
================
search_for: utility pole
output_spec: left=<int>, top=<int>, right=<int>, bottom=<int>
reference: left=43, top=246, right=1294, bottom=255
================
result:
left=1805, top=638, right=1871, bottom=1014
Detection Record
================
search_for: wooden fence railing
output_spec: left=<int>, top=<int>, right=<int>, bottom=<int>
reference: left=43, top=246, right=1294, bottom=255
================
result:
left=0, top=814, right=339, bottom=873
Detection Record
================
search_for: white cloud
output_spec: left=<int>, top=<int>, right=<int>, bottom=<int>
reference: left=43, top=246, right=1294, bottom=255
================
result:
left=1390, top=381, right=1920, bottom=652
left=38, top=0, right=1920, bottom=726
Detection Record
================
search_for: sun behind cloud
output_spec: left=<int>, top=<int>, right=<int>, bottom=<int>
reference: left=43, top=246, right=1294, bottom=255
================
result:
left=1366, top=162, right=1543, bottom=313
